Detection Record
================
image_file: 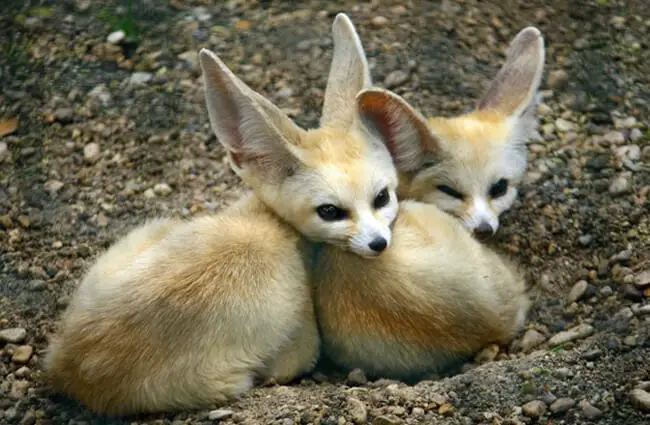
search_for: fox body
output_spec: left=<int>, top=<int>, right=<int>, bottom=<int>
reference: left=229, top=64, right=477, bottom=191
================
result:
left=44, top=14, right=402, bottom=416
left=45, top=195, right=320, bottom=415
left=314, top=200, right=529, bottom=380
left=395, top=27, right=546, bottom=237
left=44, top=15, right=532, bottom=416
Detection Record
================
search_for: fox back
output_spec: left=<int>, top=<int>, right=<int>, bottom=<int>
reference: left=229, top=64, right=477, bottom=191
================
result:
left=314, top=200, right=530, bottom=380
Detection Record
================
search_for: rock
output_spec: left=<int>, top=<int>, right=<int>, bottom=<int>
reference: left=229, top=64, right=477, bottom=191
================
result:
left=107, top=30, right=126, bottom=44
left=586, top=154, right=609, bottom=170
left=603, top=131, right=625, bottom=144
left=347, top=397, right=367, bottom=424
left=371, top=16, right=389, bottom=27
left=579, top=400, right=603, bottom=419
left=608, top=175, right=631, bottom=195
left=614, top=116, right=637, bottom=129
left=474, top=343, right=499, bottom=364
left=12, top=345, right=34, bottom=364
left=276, top=87, right=294, bottom=98
left=634, top=270, right=650, bottom=287
left=153, top=183, right=172, bottom=196
left=578, top=234, right=592, bottom=246
left=129, top=72, right=153, bottom=85
left=384, top=70, right=409, bottom=89
left=582, top=349, right=603, bottom=360
left=549, top=397, right=575, bottom=414
left=520, top=329, right=546, bottom=352
left=84, top=142, right=100, bottom=163
left=548, top=324, right=594, bottom=346
left=0, top=141, right=8, bottom=162
left=44, top=179, right=64, bottom=195
left=630, top=388, right=650, bottom=411
left=616, top=145, right=641, bottom=161
left=537, top=103, right=553, bottom=116
left=547, top=70, right=569, bottom=89
left=411, top=407, right=424, bottom=417
left=623, top=335, right=637, bottom=346
left=629, top=128, right=642, bottom=141
left=178, top=50, right=198, bottom=68
left=611, top=249, right=633, bottom=262
left=208, top=409, right=233, bottom=421
left=17, top=215, right=31, bottom=228
left=9, top=380, right=30, bottom=400
left=372, top=415, right=401, bottom=425
left=522, top=400, right=547, bottom=418
left=638, top=305, right=650, bottom=315
left=144, top=188, right=156, bottom=199
left=554, top=118, right=575, bottom=132
left=20, top=410, right=36, bottom=425
left=347, top=368, right=368, bottom=386
left=0, top=327, right=27, bottom=343
left=568, top=280, right=588, bottom=303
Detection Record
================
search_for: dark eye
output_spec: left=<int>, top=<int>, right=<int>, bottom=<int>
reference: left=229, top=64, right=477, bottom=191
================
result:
left=373, top=187, right=390, bottom=209
left=489, top=178, right=508, bottom=198
left=316, top=204, right=348, bottom=221
left=437, top=185, right=464, bottom=200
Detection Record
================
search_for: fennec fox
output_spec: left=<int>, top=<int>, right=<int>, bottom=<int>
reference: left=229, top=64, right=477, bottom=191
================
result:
left=394, top=27, right=545, bottom=238
left=44, top=14, right=400, bottom=416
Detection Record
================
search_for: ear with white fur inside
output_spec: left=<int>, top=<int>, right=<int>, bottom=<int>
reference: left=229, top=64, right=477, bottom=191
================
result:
left=320, top=13, right=372, bottom=130
left=475, top=27, right=545, bottom=125
left=198, top=48, right=304, bottom=180
left=356, top=88, right=438, bottom=173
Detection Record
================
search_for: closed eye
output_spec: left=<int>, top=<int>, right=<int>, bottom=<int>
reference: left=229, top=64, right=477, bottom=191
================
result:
left=489, top=178, right=508, bottom=199
left=437, top=185, right=464, bottom=200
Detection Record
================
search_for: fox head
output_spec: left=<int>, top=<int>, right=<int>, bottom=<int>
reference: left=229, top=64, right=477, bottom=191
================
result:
left=362, top=27, right=545, bottom=238
left=199, top=14, right=405, bottom=257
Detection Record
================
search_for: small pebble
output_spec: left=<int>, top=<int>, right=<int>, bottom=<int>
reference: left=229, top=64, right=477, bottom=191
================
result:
left=629, top=128, right=642, bottom=141
left=208, top=409, right=233, bottom=421
left=130, top=72, right=153, bottom=85
left=372, top=415, right=401, bottom=425
left=347, top=397, right=367, bottom=424
left=84, top=142, right=100, bottom=163
left=548, top=324, right=594, bottom=346
left=347, top=368, right=368, bottom=386
left=568, top=280, right=588, bottom=303
left=550, top=397, right=575, bottom=414
left=522, top=400, right=547, bottom=418
left=608, top=175, right=631, bottom=195
left=582, top=349, right=603, bottom=360
left=107, top=30, right=126, bottom=44
left=629, top=388, right=650, bottom=411
left=634, top=270, right=650, bottom=287
left=547, top=70, right=569, bottom=89
left=555, top=118, right=575, bottom=132
left=153, top=183, right=172, bottom=196
left=603, top=131, right=625, bottom=144
left=579, top=400, right=603, bottom=419
left=520, top=329, right=546, bottom=352
left=371, top=16, right=389, bottom=27
left=384, top=70, right=410, bottom=89
left=0, top=327, right=27, bottom=343
left=0, top=141, right=8, bottom=162
left=12, top=345, right=34, bottom=364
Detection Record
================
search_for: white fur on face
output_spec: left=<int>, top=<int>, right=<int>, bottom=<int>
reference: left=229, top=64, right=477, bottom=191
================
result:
left=266, top=149, right=399, bottom=257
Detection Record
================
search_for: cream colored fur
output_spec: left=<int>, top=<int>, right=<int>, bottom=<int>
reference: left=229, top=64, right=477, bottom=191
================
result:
left=44, top=13, right=397, bottom=416
left=44, top=14, right=531, bottom=417
left=381, top=27, right=547, bottom=236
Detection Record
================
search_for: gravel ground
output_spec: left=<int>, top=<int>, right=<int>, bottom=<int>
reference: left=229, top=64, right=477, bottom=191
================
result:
left=1, top=0, right=649, bottom=424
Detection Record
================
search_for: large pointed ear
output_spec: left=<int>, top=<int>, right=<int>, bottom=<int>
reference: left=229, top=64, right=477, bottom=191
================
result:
left=199, top=48, right=304, bottom=180
left=476, top=27, right=545, bottom=119
left=320, top=13, right=372, bottom=130
left=356, top=88, right=438, bottom=173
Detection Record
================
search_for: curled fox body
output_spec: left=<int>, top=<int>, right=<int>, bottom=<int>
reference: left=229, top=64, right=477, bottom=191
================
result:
left=45, top=14, right=402, bottom=416
left=44, top=14, right=533, bottom=416
left=393, top=27, right=546, bottom=237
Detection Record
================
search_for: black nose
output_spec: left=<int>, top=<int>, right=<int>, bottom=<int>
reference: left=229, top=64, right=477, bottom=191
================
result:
left=368, top=237, right=387, bottom=253
left=473, top=222, right=494, bottom=240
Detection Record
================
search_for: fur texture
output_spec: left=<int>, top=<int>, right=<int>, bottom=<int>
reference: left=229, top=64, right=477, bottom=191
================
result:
left=43, top=13, right=397, bottom=416
left=314, top=200, right=530, bottom=380
left=379, top=27, right=547, bottom=236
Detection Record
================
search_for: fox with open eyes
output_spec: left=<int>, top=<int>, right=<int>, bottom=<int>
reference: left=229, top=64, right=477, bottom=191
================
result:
left=43, top=14, right=534, bottom=417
